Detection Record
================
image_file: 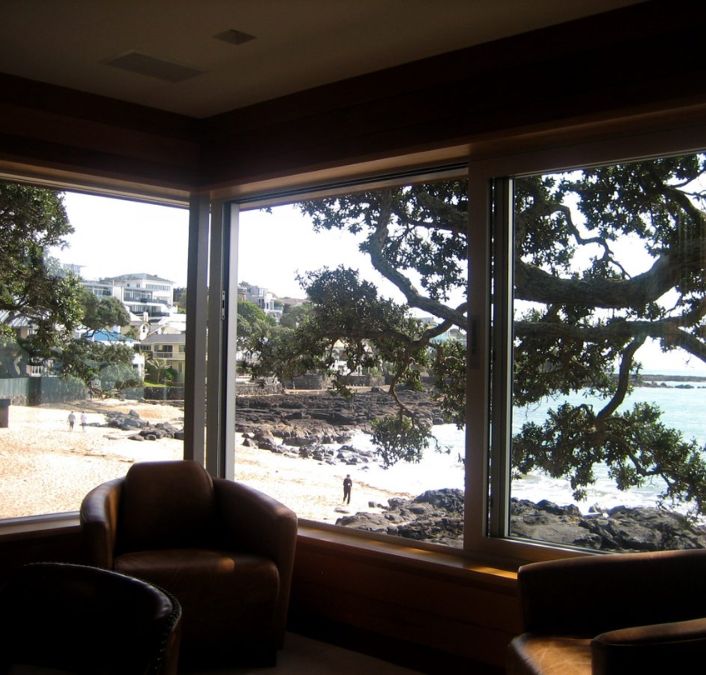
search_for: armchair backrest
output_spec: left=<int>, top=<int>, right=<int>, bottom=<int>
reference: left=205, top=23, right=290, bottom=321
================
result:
left=118, top=461, right=217, bottom=552
left=518, top=549, right=706, bottom=636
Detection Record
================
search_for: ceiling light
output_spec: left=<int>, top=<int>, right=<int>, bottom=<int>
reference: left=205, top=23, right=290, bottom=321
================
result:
left=214, top=29, right=256, bottom=46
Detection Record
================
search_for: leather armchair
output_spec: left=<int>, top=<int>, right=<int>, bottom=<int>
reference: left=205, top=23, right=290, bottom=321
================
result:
left=80, top=460, right=298, bottom=667
left=507, top=549, right=706, bottom=674
left=0, top=562, right=181, bottom=675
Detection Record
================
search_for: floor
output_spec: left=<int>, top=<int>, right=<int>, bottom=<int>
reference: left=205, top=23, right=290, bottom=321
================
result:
left=190, top=632, right=424, bottom=674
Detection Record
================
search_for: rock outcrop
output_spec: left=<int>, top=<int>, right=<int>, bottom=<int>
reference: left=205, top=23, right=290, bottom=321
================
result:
left=511, top=499, right=706, bottom=551
left=105, top=411, right=184, bottom=441
left=235, top=388, right=443, bottom=451
left=337, top=492, right=706, bottom=552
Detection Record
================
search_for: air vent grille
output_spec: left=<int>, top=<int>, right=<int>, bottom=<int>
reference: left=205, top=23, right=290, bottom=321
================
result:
left=104, top=52, right=203, bottom=83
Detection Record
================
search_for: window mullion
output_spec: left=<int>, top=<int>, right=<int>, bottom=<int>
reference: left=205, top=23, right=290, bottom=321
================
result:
left=183, top=194, right=209, bottom=464
left=488, top=177, right=514, bottom=539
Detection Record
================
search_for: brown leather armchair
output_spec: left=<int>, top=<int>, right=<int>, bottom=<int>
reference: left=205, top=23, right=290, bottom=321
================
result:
left=80, top=460, right=298, bottom=668
left=507, top=549, right=706, bottom=674
left=0, top=562, right=181, bottom=675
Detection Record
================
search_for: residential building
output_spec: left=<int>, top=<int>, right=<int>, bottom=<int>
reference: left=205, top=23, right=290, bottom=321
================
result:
left=140, top=333, right=186, bottom=383
left=0, top=2, right=704, bottom=672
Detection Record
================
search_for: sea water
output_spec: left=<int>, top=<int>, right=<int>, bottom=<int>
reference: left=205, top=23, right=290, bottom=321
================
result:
left=346, top=380, right=706, bottom=515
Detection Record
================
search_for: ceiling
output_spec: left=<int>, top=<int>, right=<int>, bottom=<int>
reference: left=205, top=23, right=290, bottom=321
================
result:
left=0, top=0, right=640, bottom=119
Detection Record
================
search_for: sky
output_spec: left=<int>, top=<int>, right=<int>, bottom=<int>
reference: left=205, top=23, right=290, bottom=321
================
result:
left=53, top=190, right=706, bottom=375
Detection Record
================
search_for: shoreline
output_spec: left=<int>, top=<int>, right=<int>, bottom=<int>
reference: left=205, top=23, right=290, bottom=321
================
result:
left=0, top=400, right=411, bottom=522
left=2, top=397, right=706, bottom=551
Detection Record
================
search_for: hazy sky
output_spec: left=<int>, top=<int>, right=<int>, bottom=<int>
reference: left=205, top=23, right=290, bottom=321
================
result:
left=54, top=191, right=706, bottom=374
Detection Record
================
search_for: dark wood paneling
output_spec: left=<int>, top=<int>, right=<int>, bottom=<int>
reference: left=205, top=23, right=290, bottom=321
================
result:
left=0, top=74, right=200, bottom=189
left=0, top=526, right=82, bottom=580
left=290, top=536, right=521, bottom=669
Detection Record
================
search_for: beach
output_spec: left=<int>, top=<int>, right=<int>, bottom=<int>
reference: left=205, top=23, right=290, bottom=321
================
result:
left=0, top=400, right=411, bottom=522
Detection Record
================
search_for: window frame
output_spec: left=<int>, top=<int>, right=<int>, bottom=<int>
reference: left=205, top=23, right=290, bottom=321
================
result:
left=3, top=119, right=706, bottom=568
left=467, top=122, right=706, bottom=563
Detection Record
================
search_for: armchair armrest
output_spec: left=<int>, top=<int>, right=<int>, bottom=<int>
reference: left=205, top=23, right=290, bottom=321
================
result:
left=592, top=617, right=706, bottom=674
left=214, top=479, right=298, bottom=645
left=79, top=478, right=123, bottom=569
left=518, top=550, right=706, bottom=636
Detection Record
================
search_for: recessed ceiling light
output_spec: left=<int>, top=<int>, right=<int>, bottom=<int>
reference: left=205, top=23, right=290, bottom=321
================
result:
left=214, top=29, right=256, bottom=46
left=103, top=52, right=204, bottom=83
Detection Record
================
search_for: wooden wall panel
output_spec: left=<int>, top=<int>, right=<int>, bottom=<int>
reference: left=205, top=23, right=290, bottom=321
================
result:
left=291, top=537, right=521, bottom=668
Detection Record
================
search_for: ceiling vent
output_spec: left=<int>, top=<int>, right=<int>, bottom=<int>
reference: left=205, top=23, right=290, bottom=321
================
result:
left=103, top=52, right=204, bottom=83
left=214, top=29, right=256, bottom=46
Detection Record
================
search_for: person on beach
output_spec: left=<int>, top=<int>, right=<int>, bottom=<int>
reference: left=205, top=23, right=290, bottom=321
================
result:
left=343, top=474, right=352, bottom=504
left=67, top=411, right=76, bottom=431
left=80, top=411, right=87, bottom=431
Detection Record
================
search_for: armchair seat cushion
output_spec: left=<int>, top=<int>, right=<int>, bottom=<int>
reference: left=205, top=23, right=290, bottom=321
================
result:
left=115, top=548, right=279, bottom=646
left=508, top=634, right=592, bottom=675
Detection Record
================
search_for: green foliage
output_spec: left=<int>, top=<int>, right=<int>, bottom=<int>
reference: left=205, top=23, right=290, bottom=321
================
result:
left=80, top=289, right=130, bottom=333
left=279, top=303, right=311, bottom=329
left=57, top=340, right=137, bottom=389
left=371, top=415, right=431, bottom=467
left=173, top=287, right=187, bottom=313
left=237, top=299, right=276, bottom=351
left=145, top=358, right=175, bottom=385
left=0, top=184, right=83, bottom=356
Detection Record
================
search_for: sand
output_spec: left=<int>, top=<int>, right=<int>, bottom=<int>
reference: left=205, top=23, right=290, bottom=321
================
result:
left=0, top=400, right=411, bottom=522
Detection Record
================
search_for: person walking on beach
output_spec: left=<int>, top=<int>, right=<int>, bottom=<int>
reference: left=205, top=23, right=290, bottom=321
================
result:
left=80, top=411, right=87, bottom=431
left=343, top=474, right=352, bottom=504
left=67, top=411, right=76, bottom=431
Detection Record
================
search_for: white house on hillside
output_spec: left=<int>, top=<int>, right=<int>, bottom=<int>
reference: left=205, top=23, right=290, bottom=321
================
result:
left=239, top=284, right=283, bottom=322
left=82, top=273, right=175, bottom=321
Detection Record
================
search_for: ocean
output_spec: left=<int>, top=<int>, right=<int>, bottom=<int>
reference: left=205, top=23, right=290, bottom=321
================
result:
left=345, top=379, right=706, bottom=516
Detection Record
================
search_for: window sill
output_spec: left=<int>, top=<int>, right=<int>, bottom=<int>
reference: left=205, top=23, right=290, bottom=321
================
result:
left=0, top=512, right=80, bottom=542
left=297, top=524, right=518, bottom=591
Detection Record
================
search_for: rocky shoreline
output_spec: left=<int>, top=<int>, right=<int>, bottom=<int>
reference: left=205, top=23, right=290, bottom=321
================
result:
left=336, top=491, right=706, bottom=551
left=234, top=388, right=443, bottom=445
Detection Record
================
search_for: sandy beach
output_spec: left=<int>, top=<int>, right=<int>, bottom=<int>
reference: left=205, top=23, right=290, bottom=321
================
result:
left=0, top=400, right=411, bottom=522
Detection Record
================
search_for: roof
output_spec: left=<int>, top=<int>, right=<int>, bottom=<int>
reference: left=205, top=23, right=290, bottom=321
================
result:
left=142, top=333, right=186, bottom=345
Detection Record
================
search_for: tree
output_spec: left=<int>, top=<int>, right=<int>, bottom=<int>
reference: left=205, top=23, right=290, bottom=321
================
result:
left=0, top=184, right=83, bottom=367
left=145, top=357, right=175, bottom=386
left=80, top=289, right=130, bottom=335
left=173, top=287, right=187, bottom=313
left=251, top=155, right=706, bottom=513
left=58, top=340, right=138, bottom=390
left=236, top=299, right=276, bottom=356
left=279, top=302, right=312, bottom=329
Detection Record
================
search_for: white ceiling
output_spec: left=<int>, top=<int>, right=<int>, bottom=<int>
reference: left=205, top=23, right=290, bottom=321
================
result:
left=0, top=0, right=640, bottom=118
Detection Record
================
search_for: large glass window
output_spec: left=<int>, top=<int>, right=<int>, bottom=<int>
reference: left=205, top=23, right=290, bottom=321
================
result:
left=231, top=177, right=469, bottom=547
left=503, top=152, right=706, bottom=552
left=0, top=185, right=188, bottom=519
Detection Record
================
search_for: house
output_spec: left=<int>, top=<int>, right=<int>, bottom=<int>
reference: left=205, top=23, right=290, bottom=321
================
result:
left=140, top=333, right=186, bottom=384
left=0, top=2, right=704, bottom=671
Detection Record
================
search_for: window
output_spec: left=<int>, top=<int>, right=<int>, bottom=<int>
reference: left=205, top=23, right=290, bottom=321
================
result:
left=482, top=147, right=706, bottom=555
left=0, top=185, right=188, bottom=519
left=227, top=175, right=469, bottom=547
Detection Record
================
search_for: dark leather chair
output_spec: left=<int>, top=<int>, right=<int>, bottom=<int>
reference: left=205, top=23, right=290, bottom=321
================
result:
left=0, top=562, right=181, bottom=675
left=80, top=460, right=298, bottom=667
left=507, top=549, right=706, bottom=674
